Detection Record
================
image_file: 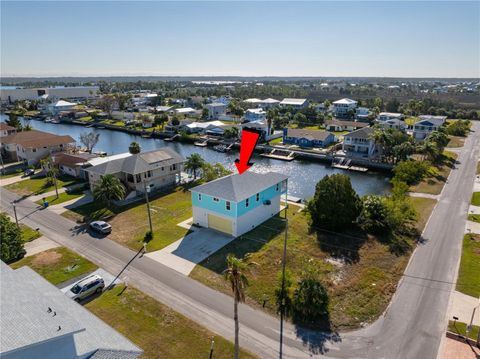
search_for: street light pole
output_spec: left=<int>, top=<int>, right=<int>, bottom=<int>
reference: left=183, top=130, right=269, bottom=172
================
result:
left=12, top=203, right=19, bottom=229
left=279, top=186, right=288, bottom=359
left=143, top=179, right=153, bottom=235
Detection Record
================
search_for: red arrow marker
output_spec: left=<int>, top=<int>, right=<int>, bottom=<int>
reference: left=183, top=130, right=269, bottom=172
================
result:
left=235, top=129, right=261, bottom=175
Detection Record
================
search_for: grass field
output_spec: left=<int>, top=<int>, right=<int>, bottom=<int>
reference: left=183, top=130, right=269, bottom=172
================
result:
left=62, top=186, right=193, bottom=252
left=19, top=223, right=41, bottom=242
left=5, top=174, right=81, bottom=197
left=410, top=151, right=457, bottom=195
left=10, top=247, right=98, bottom=285
left=448, top=320, right=480, bottom=341
left=35, top=189, right=85, bottom=206
left=468, top=214, right=480, bottom=223
left=456, top=234, right=480, bottom=298
left=190, top=198, right=434, bottom=331
left=86, top=284, right=256, bottom=359
left=471, top=192, right=480, bottom=206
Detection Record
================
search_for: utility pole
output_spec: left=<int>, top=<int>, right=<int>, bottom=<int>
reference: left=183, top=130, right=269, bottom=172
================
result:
left=279, top=187, right=288, bottom=359
left=143, top=179, right=153, bottom=235
left=12, top=203, right=19, bottom=229
left=209, top=337, right=215, bottom=359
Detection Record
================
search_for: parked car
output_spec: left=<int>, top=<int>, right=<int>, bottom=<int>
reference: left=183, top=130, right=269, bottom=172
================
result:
left=89, top=220, right=112, bottom=234
left=23, top=169, right=34, bottom=177
left=66, top=274, right=105, bottom=302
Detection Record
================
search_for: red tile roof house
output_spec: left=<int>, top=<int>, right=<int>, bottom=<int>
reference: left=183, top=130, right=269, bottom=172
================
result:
left=0, top=123, right=16, bottom=138
left=0, top=130, right=75, bottom=165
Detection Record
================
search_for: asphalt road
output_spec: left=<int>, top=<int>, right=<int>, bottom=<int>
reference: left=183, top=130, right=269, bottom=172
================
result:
left=1, top=122, right=479, bottom=358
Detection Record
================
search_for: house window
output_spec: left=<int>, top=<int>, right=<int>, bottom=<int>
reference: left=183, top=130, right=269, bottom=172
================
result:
left=135, top=174, right=141, bottom=183
left=256, top=193, right=260, bottom=201
left=276, top=183, right=279, bottom=191
left=226, top=201, right=231, bottom=210
left=170, top=164, right=177, bottom=171
left=245, top=198, right=249, bottom=207
left=281, top=180, right=287, bottom=192
left=198, top=194, right=202, bottom=201
left=32, top=148, right=36, bottom=152
left=213, top=197, right=219, bottom=202
left=161, top=166, right=164, bottom=171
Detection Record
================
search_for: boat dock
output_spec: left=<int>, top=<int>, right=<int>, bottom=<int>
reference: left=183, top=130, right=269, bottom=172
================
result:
left=332, top=158, right=368, bottom=172
left=260, top=149, right=295, bottom=161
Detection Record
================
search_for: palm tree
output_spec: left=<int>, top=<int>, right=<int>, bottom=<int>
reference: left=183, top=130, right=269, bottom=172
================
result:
left=93, top=174, right=126, bottom=207
left=184, top=153, right=205, bottom=180
left=223, top=254, right=249, bottom=359
left=129, top=141, right=141, bottom=154
left=419, top=140, right=439, bottom=162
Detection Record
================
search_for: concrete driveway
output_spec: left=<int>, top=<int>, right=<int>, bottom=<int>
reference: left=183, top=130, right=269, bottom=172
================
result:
left=146, top=225, right=234, bottom=275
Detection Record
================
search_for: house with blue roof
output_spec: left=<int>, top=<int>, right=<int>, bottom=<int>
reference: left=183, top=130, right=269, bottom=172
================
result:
left=190, top=172, right=288, bottom=236
left=283, top=128, right=336, bottom=148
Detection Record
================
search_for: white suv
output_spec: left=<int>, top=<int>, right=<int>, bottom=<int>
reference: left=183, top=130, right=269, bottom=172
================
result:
left=66, top=274, right=105, bottom=302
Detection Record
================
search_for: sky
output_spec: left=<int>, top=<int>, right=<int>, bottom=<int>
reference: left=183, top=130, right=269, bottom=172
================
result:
left=1, top=1, right=479, bottom=78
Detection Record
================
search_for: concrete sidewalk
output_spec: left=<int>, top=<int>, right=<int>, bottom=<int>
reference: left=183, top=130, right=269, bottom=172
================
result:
left=29, top=187, right=67, bottom=202
left=0, top=174, right=29, bottom=187
left=448, top=290, right=480, bottom=326
left=468, top=205, right=480, bottom=215
left=24, top=236, right=60, bottom=257
left=465, top=220, right=480, bottom=234
left=47, top=192, right=93, bottom=214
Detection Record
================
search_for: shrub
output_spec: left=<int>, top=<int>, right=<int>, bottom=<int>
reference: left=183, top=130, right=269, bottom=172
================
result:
left=292, top=277, right=329, bottom=322
left=0, top=213, right=25, bottom=262
left=358, top=195, right=390, bottom=234
left=446, top=120, right=470, bottom=137
left=392, top=160, right=430, bottom=185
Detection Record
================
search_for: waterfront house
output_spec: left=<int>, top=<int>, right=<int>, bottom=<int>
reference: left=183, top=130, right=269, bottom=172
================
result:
left=205, top=102, right=227, bottom=119
left=52, top=152, right=99, bottom=179
left=283, top=128, right=336, bottom=148
left=325, top=119, right=368, bottom=132
left=243, top=98, right=262, bottom=106
left=85, top=148, right=184, bottom=196
left=377, top=112, right=404, bottom=122
left=0, top=123, right=16, bottom=137
left=0, top=262, right=142, bottom=359
left=174, top=107, right=198, bottom=117
left=190, top=172, right=288, bottom=236
left=182, top=120, right=229, bottom=135
left=47, top=100, right=77, bottom=115
left=241, top=120, right=273, bottom=140
left=0, top=130, right=75, bottom=165
left=412, top=115, right=447, bottom=140
left=342, top=127, right=377, bottom=158
left=279, top=98, right=309, bottom=109
left=333, top=98, right=357, bottom=118
left=244, top=108, right=267, bottom=122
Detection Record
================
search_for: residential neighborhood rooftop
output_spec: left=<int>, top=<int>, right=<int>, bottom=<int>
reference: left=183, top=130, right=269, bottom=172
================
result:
left=0, top=262, right=142, bottom=358
left=191, top=171, right=288, bottom=202
left=333, top=98, right=357, bottom=105
left=86, top=148, right=184, bottom=176
left=0, top=123, right=15, bottom=131
left=0, top=130, right=75, bottom=149
left=285, top=128, right=333, bottom=141
left=344, top=126, right=375, bottom=139
left=280, top=98, right=307, bottom=105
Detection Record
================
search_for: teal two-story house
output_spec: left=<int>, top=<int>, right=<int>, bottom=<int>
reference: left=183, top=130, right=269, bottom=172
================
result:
left=190, top=172, right=288, bottom=236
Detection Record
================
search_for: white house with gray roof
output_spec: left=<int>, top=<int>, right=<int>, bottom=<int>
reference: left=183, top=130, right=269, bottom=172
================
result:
left=342, top=127, right=378, bottom=158
left=85, top=148, right=184, bottom=196
left=190, top=172, right=288, bottom=236
left=0, top=262, right=142, bottom=359
left=412, top=115, right=447, bottom=140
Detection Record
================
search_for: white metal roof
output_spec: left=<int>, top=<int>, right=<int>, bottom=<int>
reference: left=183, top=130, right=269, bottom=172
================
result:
left=87, top=152, right=132, bottom=167
left=333, top=98, right=357, bottom=105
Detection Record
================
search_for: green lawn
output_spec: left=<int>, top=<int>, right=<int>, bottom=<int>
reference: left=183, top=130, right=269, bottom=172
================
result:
left=448, top=320, right=479, bottom=341
left=410, top=151, right=457, bottom=195
left=86, top=284, right=256, bottom=359
left=471, top=192, right=480, bottom=206
left=19, top=223, right=41, bottom=242
left=62, top=186, right=193, bottom=252
left=10, top=247, right=98, bottom=285
left=35, top=189, right=85, bottom=206
left=456, top=234, right=480, bottom=297
left=5, top=174, right=81, bottom=197
left=78, top=116, right=93, bottom=122
left=468, top=214, right=480, bottom=223
left=190, top=198, right=434, bottom=331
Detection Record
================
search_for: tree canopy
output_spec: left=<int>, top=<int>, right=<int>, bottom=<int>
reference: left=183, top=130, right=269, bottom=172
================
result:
left=307, top=174, right=361, bottom=231
left=0, top=213, right=25, bottom=263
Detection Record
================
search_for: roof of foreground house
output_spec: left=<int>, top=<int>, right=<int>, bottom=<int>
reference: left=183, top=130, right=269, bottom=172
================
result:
left=86, top=147, right=184, bottom=176
left=343, top=126, right=375, bottom=139
left=0, top=123, right=15, bottom=131
left=0, top=262, right=142, bottom=358
left=1, top=130, right=75, bottom=149
left=191, top=171, right=288, bottom=202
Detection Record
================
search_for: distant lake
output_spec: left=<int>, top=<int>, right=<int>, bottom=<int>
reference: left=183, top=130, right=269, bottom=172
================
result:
left=2, top=115, right=391, bottom=199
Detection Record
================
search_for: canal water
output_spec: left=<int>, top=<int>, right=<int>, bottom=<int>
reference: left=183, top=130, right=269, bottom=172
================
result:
left=4, top=116, right=391, bottom=199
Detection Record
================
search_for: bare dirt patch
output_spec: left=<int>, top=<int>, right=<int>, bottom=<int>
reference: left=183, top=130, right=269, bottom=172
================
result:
left=31, top=250, right=62, bottom=266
